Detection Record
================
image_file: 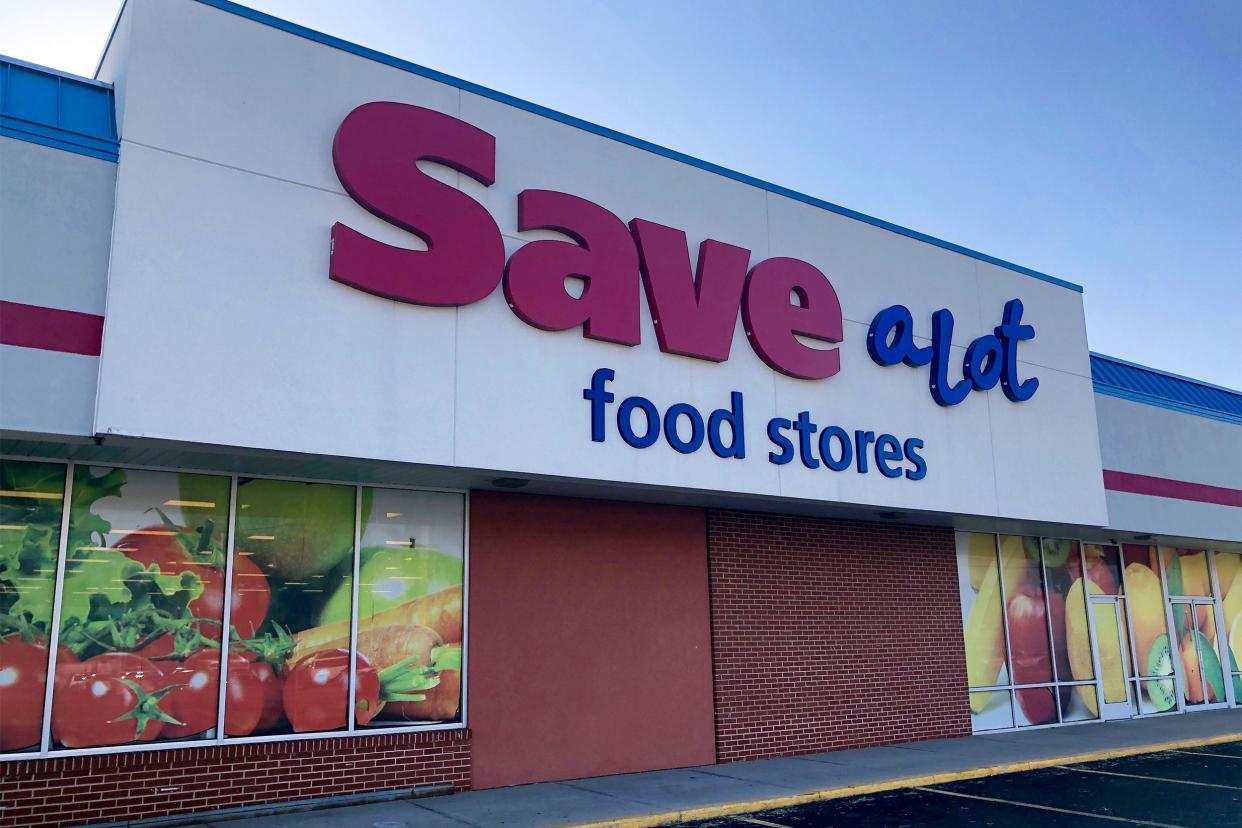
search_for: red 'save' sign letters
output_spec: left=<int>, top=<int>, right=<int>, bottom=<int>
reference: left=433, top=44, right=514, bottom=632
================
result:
left=329, top=102, right=843, bottom=381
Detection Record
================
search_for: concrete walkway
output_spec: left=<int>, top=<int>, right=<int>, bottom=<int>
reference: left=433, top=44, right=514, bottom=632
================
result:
left=133, top=709, right=1242, bottom=828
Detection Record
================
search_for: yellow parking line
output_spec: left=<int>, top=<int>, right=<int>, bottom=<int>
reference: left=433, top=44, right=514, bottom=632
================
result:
left=914, top=786, right=1186, bottom=827
left=1057, top=764, right=1239, bottom=789
left=563, top=732, right=1240, bottom=828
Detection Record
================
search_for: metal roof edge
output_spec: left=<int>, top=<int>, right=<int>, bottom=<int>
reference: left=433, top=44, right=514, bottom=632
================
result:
left=0, top=57, right=119, bottom=162
left=1089, top=352, right=1240, bottom=397
left=1090, top=352, right=1241, bottom=425
left=1092, top=384, right=1242, bottom=426
left=0, top=53, right=113, bottom=89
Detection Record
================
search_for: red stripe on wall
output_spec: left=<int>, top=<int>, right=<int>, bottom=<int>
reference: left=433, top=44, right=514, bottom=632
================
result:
left=1103, top=469, right=1242, bottom=508
left=0, top=300, right=104, bottom=356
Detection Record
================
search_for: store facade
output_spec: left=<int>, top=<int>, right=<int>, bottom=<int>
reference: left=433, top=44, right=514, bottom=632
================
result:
left=0, top=1, right=1238, bottom=825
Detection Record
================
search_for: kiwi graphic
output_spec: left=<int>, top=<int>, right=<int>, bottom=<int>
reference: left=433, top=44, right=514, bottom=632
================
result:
left=1145, top=634, right=1177, bottom=712
left=1041, top=538, right=1071, bottom=567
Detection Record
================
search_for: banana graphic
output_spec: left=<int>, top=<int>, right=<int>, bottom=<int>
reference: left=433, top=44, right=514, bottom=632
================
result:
left=966, top=557, right=1006, bottom=712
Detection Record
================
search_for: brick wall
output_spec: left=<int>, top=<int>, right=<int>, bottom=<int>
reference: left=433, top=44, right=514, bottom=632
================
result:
left=708, top=510, right=970, bottom=762
left=0, top=729, right=469, bottom=828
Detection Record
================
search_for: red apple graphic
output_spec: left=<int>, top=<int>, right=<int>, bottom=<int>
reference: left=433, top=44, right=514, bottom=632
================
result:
left=1008, top=583, right=1057, bottom=724
left=1069, top=547, right=1118, bottom=595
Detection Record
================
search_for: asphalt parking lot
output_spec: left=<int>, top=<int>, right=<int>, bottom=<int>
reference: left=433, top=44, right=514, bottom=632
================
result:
left=682, top=741, right=1242, bottom=828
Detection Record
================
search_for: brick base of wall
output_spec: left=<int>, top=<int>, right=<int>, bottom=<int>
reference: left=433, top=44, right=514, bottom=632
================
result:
left=0, top=729, right=470, bottom=828
left=708, top=510, right=971, bottom=762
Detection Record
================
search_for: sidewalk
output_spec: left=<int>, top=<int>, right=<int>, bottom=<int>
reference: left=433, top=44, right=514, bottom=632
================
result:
left=141, top=709, right=1242, bottom=828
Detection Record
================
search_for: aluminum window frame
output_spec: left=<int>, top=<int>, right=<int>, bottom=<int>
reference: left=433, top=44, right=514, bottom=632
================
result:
left=1160, top=546, right=1234, bottom=710
left=1115, top=544, right=1182, bottom=718
left=0, top=454, right=469, bottom=763
left=1208, top=550, right=1240, bottom=708
left=961, top=534, right=1239, bottom=732
left=961, top=531, right=1108, bottom=733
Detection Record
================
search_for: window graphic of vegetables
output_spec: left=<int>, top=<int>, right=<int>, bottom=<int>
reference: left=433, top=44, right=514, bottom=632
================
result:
left=53, top=652, right=183, bottom=748
left=191, top=478, right=371, bottom=581
left=42, top=468, right=243, bottom=749
left=0, top=637, right=59, bottom=750
left=293, top=585, right=464, bottom=724
left=0, top=460, right=70, bottom=751
left=319, top=545, right=462, bottom=624
left=5, top=467, right=465, bottom=752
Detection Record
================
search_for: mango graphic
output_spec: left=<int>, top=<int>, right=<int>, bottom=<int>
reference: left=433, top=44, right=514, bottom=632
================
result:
left=1182, top=632, right=1204, bottom=703
left=1180, top=631, right=1224, bottom=704
left=1180, top=550, right=1211, bottom=596
left=1216, top=553, right=1241, bottom=598
left=1124, top=563, right=1167, bottom=670
left=1067, top=577, right=1129, bottom=714
left=1222, top=570, right=1242, bottom=634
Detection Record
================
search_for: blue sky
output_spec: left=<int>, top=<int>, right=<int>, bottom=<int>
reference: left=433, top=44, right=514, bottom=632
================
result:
left=4, top=0, right=1239, bottom=388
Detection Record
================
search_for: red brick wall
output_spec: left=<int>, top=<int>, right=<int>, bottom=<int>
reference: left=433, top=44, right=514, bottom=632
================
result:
left=708, top=510, right=970, bottom=762
left=0, top=730, right=469, bottom=828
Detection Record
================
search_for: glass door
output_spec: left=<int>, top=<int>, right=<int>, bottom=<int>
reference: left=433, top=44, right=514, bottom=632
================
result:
left=1088, top=594, right=1134, bottom=720
left=1169, top=598, right=1228, bottom=710
left=1162, top=548, right=1229, bottom=710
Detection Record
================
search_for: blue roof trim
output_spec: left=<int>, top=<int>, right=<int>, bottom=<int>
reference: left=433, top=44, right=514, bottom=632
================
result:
left=0, top=57, right=118, bottom=162
left=177, top=0, right=1083, bottom=294
left=1090, top=353, right=1242, bottom=425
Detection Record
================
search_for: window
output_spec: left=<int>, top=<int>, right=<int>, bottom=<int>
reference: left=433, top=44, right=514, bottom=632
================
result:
left=957, top=532, right=1100, bottom=730
left=1162, top=547, right=1227, bottom=706
left=0, top=460, right=68, bottom=753
left=0, top=459, right=466, bottom=758
left=960, top=534, right=1241, bottom=730
left=1216, top=551, right=1242, bottom=702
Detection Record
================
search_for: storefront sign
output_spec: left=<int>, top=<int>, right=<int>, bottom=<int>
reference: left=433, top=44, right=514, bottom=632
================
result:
left=92, top=2, right=1108, bottom=528
left=867, top=300, right=1039, bottom=406
left=330, top=101, right=1037, bottom=407
left=584, top=368, right=927, bottom=479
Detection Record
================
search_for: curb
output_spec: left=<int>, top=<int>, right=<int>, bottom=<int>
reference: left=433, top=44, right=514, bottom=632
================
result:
left=564, top=732, right=1242, bottom=828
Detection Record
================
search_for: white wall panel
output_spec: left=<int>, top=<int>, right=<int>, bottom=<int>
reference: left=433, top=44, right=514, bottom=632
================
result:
left=93, top=141, right=458, bottom=463
left=974, top=261, right=1092, bottom=379
left=765, top=194, right=981, bottom=342
left=1105, top=490, right=1242, bottom=543
left=102, top=0, right=461, bottom=194
left=0, top=345, right=98, bottom=437
left=988, top=367, right=1107, bottom=523
left=770, top=326, right=999, bottom=516
left=459, top=92, right=771, bottom=254
left=0, top=138, right=114, bottom=315
left=1095, top=394, right=1242, bottom=491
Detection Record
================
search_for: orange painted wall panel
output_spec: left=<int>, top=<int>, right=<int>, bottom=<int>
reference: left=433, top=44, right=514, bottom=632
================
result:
left=468, top=492, right=714, bottom=788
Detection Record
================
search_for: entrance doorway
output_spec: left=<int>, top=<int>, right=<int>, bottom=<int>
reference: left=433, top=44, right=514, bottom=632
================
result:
left=1088, top=593, right=1134, bottom=720
left=1168, top=598, right=1228, bottom=710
